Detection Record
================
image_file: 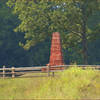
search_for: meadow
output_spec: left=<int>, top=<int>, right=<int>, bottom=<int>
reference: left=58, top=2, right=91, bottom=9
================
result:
left=0, top=67, right=100, bottom=99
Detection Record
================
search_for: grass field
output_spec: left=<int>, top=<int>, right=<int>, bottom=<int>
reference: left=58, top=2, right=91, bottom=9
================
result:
left=0, top=67, right=100, bottom=99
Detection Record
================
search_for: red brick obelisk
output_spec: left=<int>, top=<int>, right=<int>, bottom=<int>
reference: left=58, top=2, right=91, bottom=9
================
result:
left=49, top=32, right=64, bottom=66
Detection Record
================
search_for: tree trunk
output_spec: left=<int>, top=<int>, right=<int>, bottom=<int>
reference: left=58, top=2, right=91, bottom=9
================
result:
left=82, top=33, right=88, bottom=65
left=81, top=4, right=88, bottom=65
left=81, top=19, right=88, bottom=65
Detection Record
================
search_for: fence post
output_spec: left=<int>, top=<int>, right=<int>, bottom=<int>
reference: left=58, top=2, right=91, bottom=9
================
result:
left=3, top=65, right=5, bottom=78
left=12, top=67, right=15, bottom=78
left=52, top=72, right=55, bottom=77
left=47, top=65, right=50, bottom=76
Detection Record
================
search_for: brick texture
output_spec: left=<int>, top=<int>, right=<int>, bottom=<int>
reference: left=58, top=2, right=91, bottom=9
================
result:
left=49, top=32, right=64, bottom=66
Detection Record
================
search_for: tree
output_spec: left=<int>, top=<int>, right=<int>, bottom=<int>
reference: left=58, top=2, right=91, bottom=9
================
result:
left=0, top=0, right=31, bottom=67
left=57, top=0, right=100, bottom=64
left=7, top=0, right=100, bottom=64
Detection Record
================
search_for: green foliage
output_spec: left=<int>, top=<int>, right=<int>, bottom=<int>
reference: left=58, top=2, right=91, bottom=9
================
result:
left=0, top=0, right=51, bottom=67
left=7, top=0, right=100, bottom=46
left=7, top=0, right=53, bottom=49
left=0, top=0, right=34, bottom=67
left=0, top=0, right=99, bottom=66
left=40, top=67, right=100, bottom=99
left=0, top=67, right=100, bottom=99
left=7, top=0, right=100, bottom=64
left=88, top=39, right=100, bottom=64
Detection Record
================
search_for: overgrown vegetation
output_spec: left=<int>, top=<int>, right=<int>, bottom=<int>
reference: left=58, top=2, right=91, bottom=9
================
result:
left=0, top=67, right=100, bottom=99
left=7, top=0, right=100, bottom=64
left=0, top=0, right=100, bottom=66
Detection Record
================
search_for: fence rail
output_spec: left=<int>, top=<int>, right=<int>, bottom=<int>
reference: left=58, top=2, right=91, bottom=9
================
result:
left=0, top=65, right=100, bottom=78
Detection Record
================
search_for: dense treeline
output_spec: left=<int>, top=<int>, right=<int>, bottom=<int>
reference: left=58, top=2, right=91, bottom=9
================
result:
left=0, top=0, right=100, bottom=67
left=0, top=0, right=50, bottom=67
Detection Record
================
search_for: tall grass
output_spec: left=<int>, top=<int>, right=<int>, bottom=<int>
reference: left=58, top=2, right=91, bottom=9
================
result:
left=0, top=67, right=100, bottom=99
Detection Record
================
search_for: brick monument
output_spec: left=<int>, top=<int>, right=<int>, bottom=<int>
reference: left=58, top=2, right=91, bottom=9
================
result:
left=42, top=32, right=64, bottom=72
left=49, top=32, right=64, bottom=66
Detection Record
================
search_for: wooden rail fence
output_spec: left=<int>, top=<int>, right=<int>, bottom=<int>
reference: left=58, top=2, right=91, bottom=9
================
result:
left=0, top=65, right=100, bottom=78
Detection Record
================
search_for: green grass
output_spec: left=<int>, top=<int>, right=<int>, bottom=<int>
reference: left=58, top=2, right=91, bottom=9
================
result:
left=0, top=67, right=100, bottom=99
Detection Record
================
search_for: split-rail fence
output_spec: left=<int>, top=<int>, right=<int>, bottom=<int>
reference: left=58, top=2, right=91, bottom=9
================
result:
left=0, top=65, right=100, bottom=78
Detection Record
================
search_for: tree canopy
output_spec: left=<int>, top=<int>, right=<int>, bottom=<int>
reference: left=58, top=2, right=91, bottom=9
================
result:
left=7, top=0, right=100, bottom=64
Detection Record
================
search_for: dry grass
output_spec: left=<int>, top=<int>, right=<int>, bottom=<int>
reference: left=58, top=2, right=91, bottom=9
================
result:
left=0, top=67, right=100, bottom=99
